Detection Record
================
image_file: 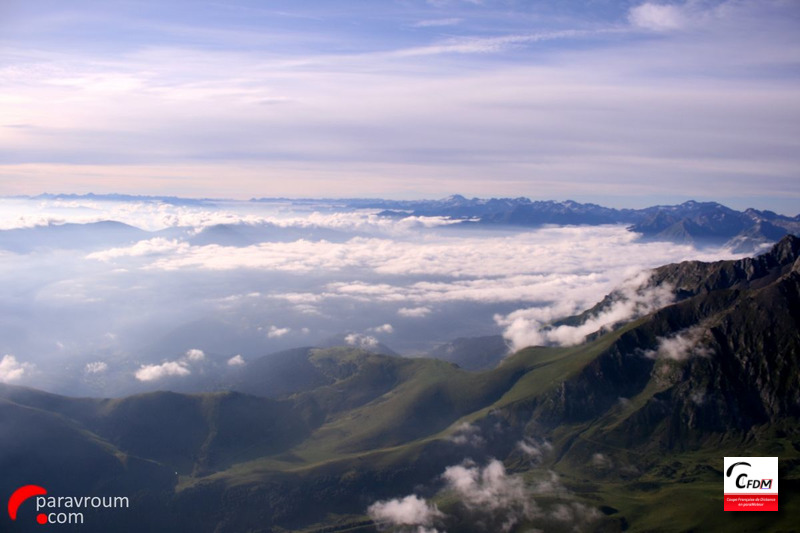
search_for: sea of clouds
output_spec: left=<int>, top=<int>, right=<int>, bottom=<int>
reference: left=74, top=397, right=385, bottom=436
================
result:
left=0, top=197, right=744, bottom=395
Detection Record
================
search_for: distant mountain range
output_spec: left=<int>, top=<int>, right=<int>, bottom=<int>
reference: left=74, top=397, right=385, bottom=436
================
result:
left=20, top=193, right=800, bottom=252
left=363, top=196, right=800, bottom=252
left=2, top=236, right=798, bottom=532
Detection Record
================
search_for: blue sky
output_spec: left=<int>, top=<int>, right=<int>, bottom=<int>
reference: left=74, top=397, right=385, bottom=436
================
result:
left=1, top=0, right=798, bottom=212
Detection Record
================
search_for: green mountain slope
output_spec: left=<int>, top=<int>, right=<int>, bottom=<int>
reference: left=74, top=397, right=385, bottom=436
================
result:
left=1, top=236, right=799, bottom=532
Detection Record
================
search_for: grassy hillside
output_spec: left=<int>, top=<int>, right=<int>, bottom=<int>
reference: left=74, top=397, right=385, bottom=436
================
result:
left=1, top=237, right=798, bottom=532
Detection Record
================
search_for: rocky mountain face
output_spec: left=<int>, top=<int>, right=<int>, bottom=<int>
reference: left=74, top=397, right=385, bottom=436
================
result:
left=522, top=236, right=799, bottom=442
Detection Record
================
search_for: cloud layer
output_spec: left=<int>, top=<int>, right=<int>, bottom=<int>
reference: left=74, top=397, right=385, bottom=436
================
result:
left=0, top=198, right=744, bottom=395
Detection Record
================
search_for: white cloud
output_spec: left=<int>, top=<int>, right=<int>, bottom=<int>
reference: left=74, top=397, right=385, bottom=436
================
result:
left=0, top=355, right=34, bottom=382
left=370, top=323, right=394, bottom=334
left=2, top=0, right=799, bottom=204
left=398, top=306, right=432, bottom=317
left=394, top=30, right=585, bottom=57
left=495, top=271, right=675, bottom=351
left=0, top=200, right=747, bottom=395
left=449, top=422, right=485, bottom=447
left=84, top=361, right=109, bottom=374
left=628, top=3, right=685, bottom=31
left=442, top=459, right=535, bottom=531
left=344, top=333, right=380, bottom=350
left=227, top=354, right=246, bottom=366
left=367, top=494, right=443, bottom=529
left=81, top=224, right=739, bottom=315
left=185, top=348, right=205, bottom=361
left=413, top=18, right=463, bottom=28
left=645, top=326, right=712, bottom=361
left=87, top=238, right=187, bottom=261
left=517, top=438, right=553, bottom=462
left=267, top=326, right=291, bottom=338
left=134, top=361, right=190, bottom=381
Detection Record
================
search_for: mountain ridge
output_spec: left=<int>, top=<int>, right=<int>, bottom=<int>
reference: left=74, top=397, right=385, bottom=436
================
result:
left=2, top=237, right=799, bottom=531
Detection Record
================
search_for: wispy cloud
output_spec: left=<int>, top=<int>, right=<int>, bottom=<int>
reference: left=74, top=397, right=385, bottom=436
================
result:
left=448, top=422, right=485, bottom=447
left=1, top=2, right=797, bottom=209
left=443, top=459, right=536, bottom=531
left=84, top=361, right=109, bottom=374
left=495, top=271, right=675, bottom=350
left=628, top=3, right=686, bottom=32
left=391, top=30, right=587, bottom=57
left=644, top=326, right=713, bottom=361
left=398, top=306, right=432, bottom=318
left=412, top=18, right=463, bottom=28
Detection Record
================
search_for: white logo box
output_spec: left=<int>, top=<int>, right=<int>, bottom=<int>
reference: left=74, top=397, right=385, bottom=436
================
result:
left=724, top=457, right=778, bottom=494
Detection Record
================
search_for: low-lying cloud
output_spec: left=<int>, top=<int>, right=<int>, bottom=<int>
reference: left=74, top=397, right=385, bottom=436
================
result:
left=645, top=326, right=713, bottom=361
left=134, top=348, right=207, bottom=381
left=496, top=272, right=675, bottom=351
left=448, top=422, right=485, bottom=447
left=367, top=494, right=443, bottom=532
left=517, top=438, right=553, bottom=463
left=344, top=333, right=380, bottom=350
left=0, top=198, right=744, bottom=395
left=443, top=459, right=535, bottom=532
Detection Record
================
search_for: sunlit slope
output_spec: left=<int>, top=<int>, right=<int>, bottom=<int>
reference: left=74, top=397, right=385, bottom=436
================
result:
left=186, top=236, right=800, bottom=531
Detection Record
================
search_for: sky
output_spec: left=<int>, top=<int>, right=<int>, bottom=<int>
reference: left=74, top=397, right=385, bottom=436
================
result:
left=1, top=0, right=798, bottom=212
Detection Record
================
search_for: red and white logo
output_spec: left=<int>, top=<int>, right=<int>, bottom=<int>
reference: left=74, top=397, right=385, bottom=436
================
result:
left=8, top=485, right=49, bottom=525
left=724, top=457, right=778, bottom=511
left=8, top=485, right=130, bottom=525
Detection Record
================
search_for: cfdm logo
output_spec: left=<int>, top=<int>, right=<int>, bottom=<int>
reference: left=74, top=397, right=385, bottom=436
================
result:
left=723, top=457, right=778, bottom=511
left=7, top=485, right=130, bottom=526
